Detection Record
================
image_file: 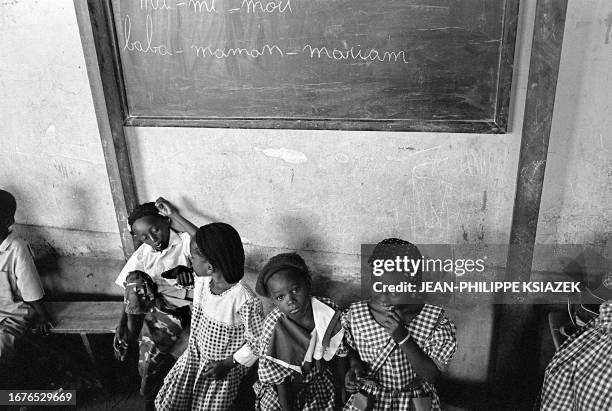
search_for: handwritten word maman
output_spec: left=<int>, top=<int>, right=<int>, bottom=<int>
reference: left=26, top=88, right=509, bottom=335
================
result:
left=191, top=44, right=283, bottom=58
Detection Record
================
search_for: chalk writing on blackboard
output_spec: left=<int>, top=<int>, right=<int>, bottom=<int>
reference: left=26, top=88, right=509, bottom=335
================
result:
left=191, top=44, right=284, bottom=58
left=107, top=0, right=518, bottom=132
left=302, top=44, right=410, bottom=64
left=123, top=14, right=173, bottom=55
left=139, top=0, right=292, bottom=13
left=241, top=0, right=292, bottom=13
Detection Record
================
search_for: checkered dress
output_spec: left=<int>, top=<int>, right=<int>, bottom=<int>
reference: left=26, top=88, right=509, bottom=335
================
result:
left=540, top=300, right=612, bottom=410
left=155, top=278, right=264, bottom=411
left=255, top=297, right=347, bottom=411
left=342, top=302, right=456, bottom=411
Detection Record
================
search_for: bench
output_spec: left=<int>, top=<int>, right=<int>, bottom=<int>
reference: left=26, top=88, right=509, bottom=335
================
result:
left=46, top=301, right=124, bottom=366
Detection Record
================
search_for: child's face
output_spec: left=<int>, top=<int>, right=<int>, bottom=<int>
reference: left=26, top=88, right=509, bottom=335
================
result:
left=190, top=237, right=213, bottom=277
left=267, top=271, right=311, bottom=320
left=132, top=215, right=171, bottom=252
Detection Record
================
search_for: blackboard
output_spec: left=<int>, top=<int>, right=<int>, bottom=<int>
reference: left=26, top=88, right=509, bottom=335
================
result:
left=99, top=0, right=518, bottom=132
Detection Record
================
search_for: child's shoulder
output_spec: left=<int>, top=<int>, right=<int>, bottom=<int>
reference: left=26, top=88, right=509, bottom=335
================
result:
left=314, top=295, right=343, bottom=311
left=417, top=304, right=455, bottom=331
left=235, top=280, right=259, bottom=302
left=0, top=232, right=31, bottom=255
left=346, top=300, right=369, bottom=312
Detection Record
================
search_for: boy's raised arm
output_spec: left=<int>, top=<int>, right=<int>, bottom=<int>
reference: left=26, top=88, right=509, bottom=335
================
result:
left=155, top=197, right=199, bottom=237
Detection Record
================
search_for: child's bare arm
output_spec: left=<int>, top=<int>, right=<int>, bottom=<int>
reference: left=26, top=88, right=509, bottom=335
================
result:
left=397, top=337, right=440, bottom=383
left=276, top=379, right=294, bottom=411
left=385, top=310, right=440, bottom=383
left=333, top=356, right=349, bottom=405
left=28, top=299, right=53, bottom=334
left=155, top=197, right=199, bottom=237
left=201, top=356, right=237, bottom=379
left=345, top=349, right=365, bottom=394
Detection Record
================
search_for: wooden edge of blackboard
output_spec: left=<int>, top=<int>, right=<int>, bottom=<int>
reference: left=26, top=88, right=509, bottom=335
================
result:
left=123, top=116, right=507, bottom=134
left=494, top=0, right=521, bottom=133
left=74, top=0, right=138, bottom=258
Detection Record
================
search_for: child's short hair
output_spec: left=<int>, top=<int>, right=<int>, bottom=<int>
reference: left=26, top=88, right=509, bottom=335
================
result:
left=128, top=202, right=163, bottom=232
left=256, top=252, right=311, bottom=297
left=195, top=223, right=245, bottom=283
left=369, top=238, right=424, bottom=278
left=0, top=189, right=17, bottom=220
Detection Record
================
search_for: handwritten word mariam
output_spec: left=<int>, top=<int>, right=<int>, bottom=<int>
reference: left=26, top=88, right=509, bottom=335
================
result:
left=303, top=44, right=410, bottom=64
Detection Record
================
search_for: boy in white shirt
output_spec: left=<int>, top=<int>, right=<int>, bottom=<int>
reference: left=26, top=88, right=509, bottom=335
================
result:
left=0, top=189, right=53, bottom=386
left=113, top=198, right=197, bottom=410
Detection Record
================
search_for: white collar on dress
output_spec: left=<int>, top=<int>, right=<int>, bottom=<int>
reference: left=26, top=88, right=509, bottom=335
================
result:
left=266, top=297, right=345, bottom=374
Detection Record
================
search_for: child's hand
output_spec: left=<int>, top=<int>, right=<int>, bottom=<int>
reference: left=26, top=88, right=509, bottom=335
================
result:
left=202, top=358, right=235, bottom=379
left=155, top=197, right=177, bottom=217
left=32, top=317, right=54, bottom=335
left=345, top=363, right=365, bottom=393
left=113, top=324, right=129, bottom=361
left=383, top=309, right=410, bottom=343
left=176, top=270, right=194, bottom=287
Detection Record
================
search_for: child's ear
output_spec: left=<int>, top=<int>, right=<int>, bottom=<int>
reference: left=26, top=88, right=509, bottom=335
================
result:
left=206, top=262, right=215, bottom=275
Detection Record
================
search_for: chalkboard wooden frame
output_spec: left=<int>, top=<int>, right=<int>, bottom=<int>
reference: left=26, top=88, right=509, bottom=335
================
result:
left=93, top=0, right=519, bottom=133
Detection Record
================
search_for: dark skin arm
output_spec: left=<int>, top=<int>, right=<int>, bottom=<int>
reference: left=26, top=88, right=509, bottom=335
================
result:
left=201, top=356, right=237, bottom=379
left=344, top=349, right=366, bottom=394
left=155, top=197, right=198, bottom=238
left=276, top=379, right=294, bottom=411
left=114, top=310, right=143, bottom=361
left=155, top=197, right=197, bottom=287
left=334, top=356, right=349, bottom=406
left=29, top=299, right=54, bottom=335
left=383, top=309, right=440, bottom=384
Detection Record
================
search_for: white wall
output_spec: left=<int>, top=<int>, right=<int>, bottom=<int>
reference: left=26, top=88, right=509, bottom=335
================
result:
left=0, top=0, right=123, bottom=259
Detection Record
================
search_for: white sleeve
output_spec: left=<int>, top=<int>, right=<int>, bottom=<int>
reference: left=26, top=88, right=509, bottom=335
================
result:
left=115, top=247, right=143, bottom=288
left=180, top=232, right=192, bottom=261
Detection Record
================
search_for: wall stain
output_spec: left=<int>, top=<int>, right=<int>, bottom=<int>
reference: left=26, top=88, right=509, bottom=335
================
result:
left=482, top=190, right=487, bottom=211
left=605, top=12, right=612, bottom=44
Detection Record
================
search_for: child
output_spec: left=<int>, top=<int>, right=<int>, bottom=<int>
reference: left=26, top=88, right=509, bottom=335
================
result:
left=540, top=275, right=612, bottom=410
left=113, top=197, right=196, bottom=410
left=0, top=189, right=53, bottom=386
left=255, top=252, right=347, bottom=411
left=155, top=222, right=264, bottom=410
left=343, top=239, right=456, bottom=411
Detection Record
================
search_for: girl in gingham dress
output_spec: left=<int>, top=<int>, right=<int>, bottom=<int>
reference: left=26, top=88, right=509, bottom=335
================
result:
left=254, top=253, right=348, bottom=411
left=155, top=223, right=263, bottom=411
left=343, top=239, right=456, bottom=411
left=540, top=279, right=612, bottom=410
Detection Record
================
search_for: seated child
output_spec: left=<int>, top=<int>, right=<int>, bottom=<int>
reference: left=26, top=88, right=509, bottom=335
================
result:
left=0, top=189, right=53, bottom=386
left=113, top=198, right=197, bottom=410
left=540, top=274, right=612, bottom=410
left=255, top=252, right=347, bottom=411
left=155, top=222, right=263, bottom=410
left=343, top=239, right=457, bottom=411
